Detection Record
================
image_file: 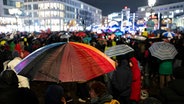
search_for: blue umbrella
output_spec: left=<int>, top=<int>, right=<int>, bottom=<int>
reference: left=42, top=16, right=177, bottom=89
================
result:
left=114, top=31, right=124, bottom=36
left=162, top=32, right=175, bottom=38
left=152, top=29, right=167, bottom=36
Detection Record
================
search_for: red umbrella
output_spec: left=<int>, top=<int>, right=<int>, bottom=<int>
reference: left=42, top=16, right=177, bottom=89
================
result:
left=15, top=42, right=115, bottom=82
left=97, top=33, right=106, bottom=37
left=75, top=31, right=86, bottom=37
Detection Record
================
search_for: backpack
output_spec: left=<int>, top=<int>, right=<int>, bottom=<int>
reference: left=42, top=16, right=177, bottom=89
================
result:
left=104, top=99, right=120, bottom=104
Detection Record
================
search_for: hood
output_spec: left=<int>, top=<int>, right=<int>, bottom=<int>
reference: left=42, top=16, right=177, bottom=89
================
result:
left=129, top=57, right=139, bottom=66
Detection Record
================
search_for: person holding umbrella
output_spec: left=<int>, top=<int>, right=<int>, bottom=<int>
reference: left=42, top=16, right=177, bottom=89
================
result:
left=158, top=58, right=173, bottom=89
left=149, top=41, right=178, bottom=89
left=110, top=58, right=132, bottom=104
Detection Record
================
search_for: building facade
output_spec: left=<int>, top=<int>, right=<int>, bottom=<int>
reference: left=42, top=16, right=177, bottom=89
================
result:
left=137, top=1, right=184, bottom=27
left=0, top=0, right=102, bottom=32
left=0, top=0, right=24, bottom=32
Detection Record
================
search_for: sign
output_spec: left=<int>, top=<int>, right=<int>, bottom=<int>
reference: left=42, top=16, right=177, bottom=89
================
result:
left=16, top=2, right=21, bottom=8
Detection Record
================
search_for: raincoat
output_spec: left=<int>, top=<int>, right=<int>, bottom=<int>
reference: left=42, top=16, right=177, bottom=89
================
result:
left=129, top=57, right=141, bottom=102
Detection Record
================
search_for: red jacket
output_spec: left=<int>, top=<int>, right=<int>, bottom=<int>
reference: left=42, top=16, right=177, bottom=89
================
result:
left=129, top=57, right=141, bottom=102
left=15, top=43, right=22, bottom=54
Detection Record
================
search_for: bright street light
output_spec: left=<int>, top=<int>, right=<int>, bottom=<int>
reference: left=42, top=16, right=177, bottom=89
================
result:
left=148, top=0, right=156, bottom=7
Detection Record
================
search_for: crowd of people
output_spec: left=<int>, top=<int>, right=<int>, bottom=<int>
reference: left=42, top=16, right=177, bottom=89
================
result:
left=0, top=29, right=184, bottom=104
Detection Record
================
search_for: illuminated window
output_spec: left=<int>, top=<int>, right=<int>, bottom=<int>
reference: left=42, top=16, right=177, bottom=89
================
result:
left=45, top=3, right=50, bottom=9
left=60, top=12, right=64, bottom=17
left=33, top=12, right=38, bottom=17
left=60, top=4, right=64, bottom=10
left=33, top=4, right=38, bottom=9
left=4, top=8, right=9, bottom=15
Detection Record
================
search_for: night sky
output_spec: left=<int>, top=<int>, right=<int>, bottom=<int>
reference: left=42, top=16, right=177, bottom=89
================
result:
left=79, top=0, right=184, bottom=16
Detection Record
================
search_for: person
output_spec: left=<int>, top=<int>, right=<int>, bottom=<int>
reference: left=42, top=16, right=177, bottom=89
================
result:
left=6, top=50, right=30, bottom=88
left=158, top=59, right=173, bottom=89
left=142, top=28, right=149, bottom=38
left=89, top=81, right=119, bottom=104
left=20, top=46, right=30, bottom=59
left=77, top=82, right=90, bottom=103
left=0, top=69, right=39, bottom=104
left=110, top=58, right=132, bottom=104
left=159, top=66, right=184, bottom=104
left=45, top=84, right=67, bottom=104
left=129, top=57, right=141, bottom=104
left=0, top=45, right=12, bottom=73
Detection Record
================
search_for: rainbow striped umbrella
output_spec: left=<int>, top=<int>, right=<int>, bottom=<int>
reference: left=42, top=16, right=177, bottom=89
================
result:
left=15, top=42, right=115, bottom=82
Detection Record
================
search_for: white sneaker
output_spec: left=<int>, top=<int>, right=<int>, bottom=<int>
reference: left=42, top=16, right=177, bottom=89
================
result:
left=78, top=98, right=86, bottom=103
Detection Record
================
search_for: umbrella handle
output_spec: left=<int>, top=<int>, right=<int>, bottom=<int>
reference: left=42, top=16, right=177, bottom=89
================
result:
left=67, top=37, right=69, bottom=42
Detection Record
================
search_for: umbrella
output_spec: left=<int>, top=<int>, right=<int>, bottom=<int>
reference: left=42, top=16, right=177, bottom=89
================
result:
left=162, top=32, right=175, bottom=38
left=149, top=42, right=178, bottom=60
left=152, top=29, right=167, bottom=36
left=114, top=31, right=124, bottom=36
left=75, top=31, right=86, bottom=37
left=133, top=35, right=147, bottom=41
left=104, top=44, right=134, bottom=57
left=15, top=42, right=115, bottom=82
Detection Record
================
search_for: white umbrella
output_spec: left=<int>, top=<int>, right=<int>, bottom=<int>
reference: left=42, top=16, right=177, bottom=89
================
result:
left=162, top=32, right=175, bottom=38
left=134, top=35, right=147, bottom=41
left=105, top=44, right=134, bottom=57
left=149, top=42, right=178, bottom=60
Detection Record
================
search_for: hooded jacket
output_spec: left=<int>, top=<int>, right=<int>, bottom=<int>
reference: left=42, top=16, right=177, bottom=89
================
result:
left=129, top=57, right=141, bottom=102
left=111, top=59, right=132, bottom=97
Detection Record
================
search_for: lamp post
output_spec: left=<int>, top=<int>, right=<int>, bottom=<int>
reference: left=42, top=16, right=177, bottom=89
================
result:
left=9, top=8, right=22, bottom=31
left=148, top=0, right=156, bottom=16
left=148, top=0, right=156, bottom=7
left=146, top=0, right=156, bottom=34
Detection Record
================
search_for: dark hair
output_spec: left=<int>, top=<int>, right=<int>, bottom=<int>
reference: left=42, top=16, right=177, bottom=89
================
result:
left=12, top=50, right=20, bottom=58
left=45, top=85, right=64, bottom=104
left=89, top=81, right=107, bottom=97
left=0, top=69, right=19, bottom=88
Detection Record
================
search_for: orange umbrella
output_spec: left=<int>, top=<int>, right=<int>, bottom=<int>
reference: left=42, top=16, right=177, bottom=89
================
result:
left=15, top=42, right=115, bottom=82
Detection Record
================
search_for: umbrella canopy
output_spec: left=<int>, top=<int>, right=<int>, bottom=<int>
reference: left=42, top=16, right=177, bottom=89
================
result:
left=104, top=44, right=134, bottom=57
left=15, top=42, right=115, bottom=82
left=162, top=32, right=175, bottom=38
left=152, top=29, right=167, bottom=36
left=75, top=31, right=86, bottom=37
left=133, top=35, right=147, bottom=41
left=114, top=31, right=124, bottom=36
left=149, top=42, right=178, bottom=60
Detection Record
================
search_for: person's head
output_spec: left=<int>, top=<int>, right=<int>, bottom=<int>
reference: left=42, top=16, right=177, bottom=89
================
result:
left=144, top=28, right=147, bottom=31
left=12, top=50, right=20, bottom=59
left=0, top=69, right=19, bottom=88
left=45, top=84, right=65, bottom=104
left=129, top=57, right=138, bottom=68
left=89, top=81, right=107, bottom=98
left=116, top=57, right=131, bottom=68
